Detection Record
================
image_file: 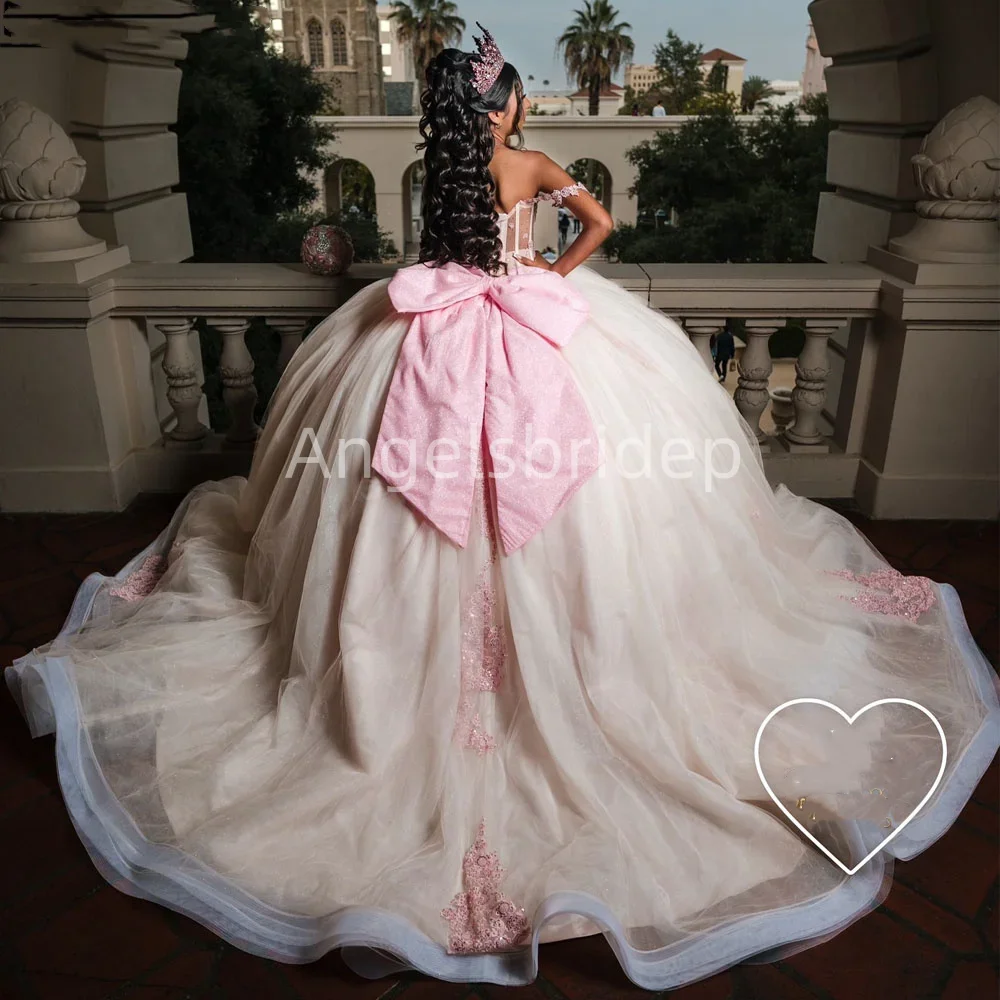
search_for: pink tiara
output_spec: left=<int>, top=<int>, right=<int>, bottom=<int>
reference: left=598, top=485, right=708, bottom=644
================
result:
left=471, top=22, right=505, bottom=94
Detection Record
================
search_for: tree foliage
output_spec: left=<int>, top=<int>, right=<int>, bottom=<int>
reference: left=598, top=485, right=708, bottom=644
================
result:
left=741, top=74, right=777, bottom=113
left=558, top=0, right=634, bottom=116
left=651, top=29, right=704, bottom=114
left=606, top=102, right=834, bottom=264
left=176, top=0, right=336, bottom=262
left=389, top=0, right=465, bottom=84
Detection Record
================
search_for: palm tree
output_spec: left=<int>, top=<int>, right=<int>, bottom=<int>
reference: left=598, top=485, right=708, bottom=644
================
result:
left=389, top=0, right=465, bottom=84
left=558, top=1, right=634, bottom=117
left=741, top=75, right=777, bottom=113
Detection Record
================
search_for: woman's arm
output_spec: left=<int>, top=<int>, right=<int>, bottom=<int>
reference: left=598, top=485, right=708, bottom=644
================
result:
left=532, top=154, right=614, bottom=277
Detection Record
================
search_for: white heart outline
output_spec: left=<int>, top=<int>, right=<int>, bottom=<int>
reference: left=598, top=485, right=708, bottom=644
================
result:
left=754, top=698, right=948, bottom=876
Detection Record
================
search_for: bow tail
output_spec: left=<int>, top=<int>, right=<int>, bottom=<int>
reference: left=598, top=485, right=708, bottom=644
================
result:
left=373, top=311, right=488, bottom=548
left=485, top=317, right=602, bottom=554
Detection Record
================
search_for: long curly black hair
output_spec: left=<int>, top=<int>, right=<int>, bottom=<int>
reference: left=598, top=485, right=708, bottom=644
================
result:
left=417, top=49, right=524, bottom=274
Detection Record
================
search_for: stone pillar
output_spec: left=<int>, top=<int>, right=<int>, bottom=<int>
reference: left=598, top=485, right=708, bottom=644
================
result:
left=0, top=100, right=150, bottom=511
left=861, top=96, right=999, bottom=518
left=809, top=0, right=935, bottom=263
left=0, top=1, right=214, bottom=263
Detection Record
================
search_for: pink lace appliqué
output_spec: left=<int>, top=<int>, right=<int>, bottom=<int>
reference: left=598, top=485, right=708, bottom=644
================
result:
left=829, top=568, right=936, bottom=620
left=536, top=183, right=587, bottom=207
left=454, top=444, right=507, bottom=754
left=442, top=820, right=530, bottom=954
left=108, top=554, right=167, bottom=601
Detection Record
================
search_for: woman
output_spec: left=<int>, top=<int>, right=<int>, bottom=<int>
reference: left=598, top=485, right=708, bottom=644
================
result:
left=6, top=26, right=999, bottom=992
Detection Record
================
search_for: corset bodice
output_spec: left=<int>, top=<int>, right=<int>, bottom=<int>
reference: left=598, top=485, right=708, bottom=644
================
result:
left=496, top=183, right=587, bottom=264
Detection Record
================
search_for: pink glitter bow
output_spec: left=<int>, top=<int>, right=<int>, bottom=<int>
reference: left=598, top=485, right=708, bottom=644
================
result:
left=373, top=262, right=598, bottom=554
left=471, top=22, right=504, bottom=94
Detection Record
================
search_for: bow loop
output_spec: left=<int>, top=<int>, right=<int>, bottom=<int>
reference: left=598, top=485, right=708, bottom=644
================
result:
left=373, top=262, right=599, bottom=553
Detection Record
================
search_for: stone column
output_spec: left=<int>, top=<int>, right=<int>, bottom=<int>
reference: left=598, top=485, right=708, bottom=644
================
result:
left=0, top=1, right=214, bottom=264
left=0, top=100, right=148, bottom=511
left=809, top=0, right=935, bottom=262
left=862, top=96, right=999, bottom=518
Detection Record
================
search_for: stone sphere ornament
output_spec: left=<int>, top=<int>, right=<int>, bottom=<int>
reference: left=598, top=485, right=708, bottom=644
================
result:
left=301, top=225, right=355, bottom=276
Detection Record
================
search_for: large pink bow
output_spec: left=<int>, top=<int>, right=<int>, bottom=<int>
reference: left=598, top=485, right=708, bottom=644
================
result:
left=373, top=262, right=599, bottom=554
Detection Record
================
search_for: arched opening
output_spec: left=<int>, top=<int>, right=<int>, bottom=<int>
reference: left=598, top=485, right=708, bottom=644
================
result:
left=561, top=158, right=613, bottom=253
left=324, top=158, right=376, bottom=219
left=330, top=17, right=348, bottom=66
left=402, top=160, right=426, bottom=259
left=306, top=19, right=324, bottom=68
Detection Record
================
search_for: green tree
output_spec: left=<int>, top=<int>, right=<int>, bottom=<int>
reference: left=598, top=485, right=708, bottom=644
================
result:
left=705, top=59, right=728, bottom=94
left=389, top=0, right=465, bottom=84
left=741, top=75, right=777, bottom=113
left=558, top=1, right=634, bottom=117
left=607, top=101, right=833, bottom=264
left=176, top=0, right=335, bottom=262
left=652, top=29, right=704, bottom=114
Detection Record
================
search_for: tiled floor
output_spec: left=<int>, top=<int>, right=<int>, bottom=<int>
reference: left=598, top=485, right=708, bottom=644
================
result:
left=0, top=498, right=996, bottom=1000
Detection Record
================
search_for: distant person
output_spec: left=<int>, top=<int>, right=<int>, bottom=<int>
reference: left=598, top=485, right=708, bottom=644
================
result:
left=652, top=101, right=667, bottom=117
left=630, top=102, right=640, bottom=116
left=557, top=207, right=570, bottom=249
left=714, top=320, right=736, bottom=382
left=572, top=211, right=582, bottom=235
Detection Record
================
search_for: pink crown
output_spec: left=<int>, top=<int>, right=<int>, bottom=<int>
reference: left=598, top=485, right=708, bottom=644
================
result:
left=471, top=22, right=505, bottom=95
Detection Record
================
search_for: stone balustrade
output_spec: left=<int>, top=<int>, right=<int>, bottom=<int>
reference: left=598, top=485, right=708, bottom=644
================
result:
left=12, top=259, right=877, bottom=501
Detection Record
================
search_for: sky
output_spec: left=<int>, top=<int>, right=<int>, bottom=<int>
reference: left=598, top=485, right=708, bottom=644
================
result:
left=436, top=0, right=814, bottom=88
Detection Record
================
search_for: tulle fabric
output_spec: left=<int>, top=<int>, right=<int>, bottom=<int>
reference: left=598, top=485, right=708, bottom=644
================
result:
left=6, top=265, right=999, bottom=991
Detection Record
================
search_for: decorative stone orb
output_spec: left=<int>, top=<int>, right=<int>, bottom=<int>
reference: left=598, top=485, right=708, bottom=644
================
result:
left=0, top=99, right=87, bottom=216
left=301, top=225, right=355, bottom=276
left=911, top=95, right=1000, bottom=218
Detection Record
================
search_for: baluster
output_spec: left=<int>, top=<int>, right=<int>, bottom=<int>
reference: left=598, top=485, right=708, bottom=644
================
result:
left=734, top=319, right=779, bottom=451
left=156, top=317, right=208, bottom=446
left=267, top=317, right=310, bottom=375
left=682, top=318, right=724, bottom=373
left=782, top=320, right=839, bottom=452
left=206, top=316, right=259, bottom=444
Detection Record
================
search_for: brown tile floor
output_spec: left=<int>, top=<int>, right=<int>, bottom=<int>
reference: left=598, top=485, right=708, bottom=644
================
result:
left=0, top=498, right=997, bottom=1000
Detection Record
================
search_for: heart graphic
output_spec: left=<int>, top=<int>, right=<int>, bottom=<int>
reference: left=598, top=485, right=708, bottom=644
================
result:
left=754, top=698, right=947, bottom=876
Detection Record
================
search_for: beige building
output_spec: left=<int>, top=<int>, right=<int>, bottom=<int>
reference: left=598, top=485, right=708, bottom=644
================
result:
left=376, top=5, right=418, bottom=114
left=569, top=82, right=626, bottom=117
left=279, top=0, right=386, bottom=115
left=699, top=48, right=747, bottom=98
left=624, top=64, right=660, bottom=95
left=802, top=20, right=832, bottom=96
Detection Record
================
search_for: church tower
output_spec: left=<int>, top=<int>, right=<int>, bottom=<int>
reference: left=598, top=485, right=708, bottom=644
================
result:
left=280, top=1, right=386, bottom=115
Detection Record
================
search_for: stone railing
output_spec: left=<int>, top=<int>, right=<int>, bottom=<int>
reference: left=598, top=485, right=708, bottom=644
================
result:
left=85, top=260, right=883, bottom=500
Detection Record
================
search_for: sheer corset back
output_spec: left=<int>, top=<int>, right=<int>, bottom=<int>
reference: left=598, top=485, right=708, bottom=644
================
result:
left=496, top=183, right=587, bottom=265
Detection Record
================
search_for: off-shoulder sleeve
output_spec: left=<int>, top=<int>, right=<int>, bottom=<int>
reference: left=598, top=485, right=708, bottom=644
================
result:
left=536, top=183, right=588, bottom=207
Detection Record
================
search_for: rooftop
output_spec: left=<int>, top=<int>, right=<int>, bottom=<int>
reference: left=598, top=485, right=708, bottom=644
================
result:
left=701, top=47, right=747, bottom=63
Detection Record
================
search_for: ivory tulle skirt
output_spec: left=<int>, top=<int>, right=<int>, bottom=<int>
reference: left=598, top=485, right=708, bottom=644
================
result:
left=6, top=265, right=999, bottom=991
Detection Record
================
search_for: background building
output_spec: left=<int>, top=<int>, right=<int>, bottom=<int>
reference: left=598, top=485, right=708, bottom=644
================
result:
left=802, top=20, right=831, bottom=96
left=526, top=89, right=574, bottom=116
left=699, top=48, right=746, bottom=98
left=624, top=63, right=659, bottom=96
left=376, top=4, right=418, bottom=115
left=279, top=1, right=385, bottom=114
left=763, top=79, right=804, bottom=108
left=569, top=82, right=626, bottom=116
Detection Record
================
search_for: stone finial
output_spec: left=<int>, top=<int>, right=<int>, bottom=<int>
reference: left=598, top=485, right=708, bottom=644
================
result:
left=0, top=99, right=87, bottom=219
left=889, top=96, right=1000, bottom=264
left=911, top=95, right=1000, bottom=221
left=0, top=99, right=106, bottom=263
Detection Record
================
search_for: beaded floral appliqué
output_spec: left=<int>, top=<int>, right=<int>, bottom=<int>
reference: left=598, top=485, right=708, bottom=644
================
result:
left=454, top=444, right=507, bottom=754
left=108, top=554, right=167, bottom=601
left=536, top=183, right=588, bottom=207
left=829, top=567, right=936, bottom=620
left=442, top=820, right=530, bottom=954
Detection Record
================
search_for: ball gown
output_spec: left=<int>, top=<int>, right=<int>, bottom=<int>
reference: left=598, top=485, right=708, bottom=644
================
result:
left=6, top=190, right=999, bottom=991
